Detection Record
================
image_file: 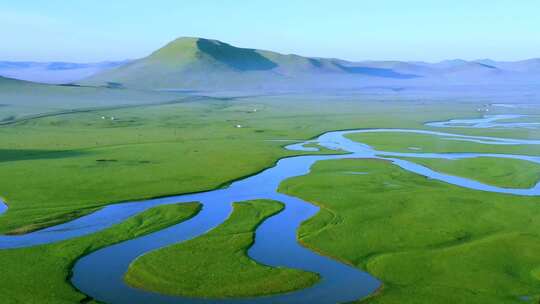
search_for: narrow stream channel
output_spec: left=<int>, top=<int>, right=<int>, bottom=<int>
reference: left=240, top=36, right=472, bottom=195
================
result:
left=0, top=114, right=539, bottom=303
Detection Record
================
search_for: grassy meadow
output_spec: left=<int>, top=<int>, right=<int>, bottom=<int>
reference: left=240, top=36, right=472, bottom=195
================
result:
left=279, top=159, right=540, bottom=304
left=0, top=91, right=482, bottom=234
left=347, top=131, right=540, bottom=155
left=397, top=157, right=540, bottom=189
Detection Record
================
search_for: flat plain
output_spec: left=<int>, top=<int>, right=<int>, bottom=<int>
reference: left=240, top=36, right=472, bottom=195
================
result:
left=1, top=80, right=540, bottom=303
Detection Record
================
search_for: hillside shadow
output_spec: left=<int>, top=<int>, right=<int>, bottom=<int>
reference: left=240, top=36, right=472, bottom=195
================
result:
left=0, top=149, right=86, bottom=163
left=336, top=63, right=420, bottom=79
left=197, top=39, right=278, bottom=71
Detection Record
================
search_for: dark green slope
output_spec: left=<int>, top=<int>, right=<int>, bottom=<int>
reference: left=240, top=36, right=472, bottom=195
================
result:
left=0, top=75, right=35, bottom=87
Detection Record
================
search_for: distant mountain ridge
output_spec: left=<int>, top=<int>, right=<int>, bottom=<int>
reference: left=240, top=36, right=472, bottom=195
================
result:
left=80, top=37, right=540, bottom=91
left=0, top=60, right=130, bottom=84
left=4, top=37, right=539, bottom=90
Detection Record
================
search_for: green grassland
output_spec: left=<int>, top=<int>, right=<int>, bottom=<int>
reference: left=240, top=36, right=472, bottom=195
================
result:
left=424, top=117, right=540, bottom=140
left=496, top=115, right=540, bottom=124
left=2, top=83, right=540, bottom=303
left=0, top=92, right=486, bottom=234
left=0, top=202, right=201, bottom=304
left=279, top=158, right=540, bottom=304
left=397, top=157, right=540, bottom=188
left=347, top=131, right=540, bottom=155
left=0, top=77, right=186, bottom=123
left=125, top=200, right=319, bottom=298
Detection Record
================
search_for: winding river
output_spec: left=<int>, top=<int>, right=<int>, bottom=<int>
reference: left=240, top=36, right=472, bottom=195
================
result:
left=425, top=114, right=540, bottom=129
left=0, top=114, right=539, bottom=304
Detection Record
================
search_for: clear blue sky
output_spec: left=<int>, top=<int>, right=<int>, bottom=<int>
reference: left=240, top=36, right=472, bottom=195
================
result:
left=1, top=0, right=538, bottom=62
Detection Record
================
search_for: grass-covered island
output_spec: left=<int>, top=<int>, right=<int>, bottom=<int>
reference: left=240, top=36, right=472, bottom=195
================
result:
left=125, top=200, right=319, bottom=298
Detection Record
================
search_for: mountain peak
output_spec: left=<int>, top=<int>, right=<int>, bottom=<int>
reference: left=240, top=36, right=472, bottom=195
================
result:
left=165, top=36, right=222, bottom=47
left=435, top=59, right=469, bottom=68
left=157, top=37, right=241, bottom=52
left=148, top=37, right=203, bottom=60
left=149, top=37, right=278, bottom=71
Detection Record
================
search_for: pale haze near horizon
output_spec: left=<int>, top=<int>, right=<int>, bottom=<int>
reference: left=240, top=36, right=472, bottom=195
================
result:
left=1, top=0, right=539, bottom=63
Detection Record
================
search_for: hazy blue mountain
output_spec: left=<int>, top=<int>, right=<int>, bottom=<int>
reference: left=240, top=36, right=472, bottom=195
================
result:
left=475, top=58, right=540, bottom=72
left=0, top=60, right=129, bottom=84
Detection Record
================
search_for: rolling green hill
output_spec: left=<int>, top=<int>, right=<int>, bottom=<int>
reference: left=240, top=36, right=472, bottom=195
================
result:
left=0, top=75, right=186, bottom=123
left=0, top=75, right=33, bottom=87
left=81, top=37, right=540, bottom=91
left=80, top=37, right=396, bottom=91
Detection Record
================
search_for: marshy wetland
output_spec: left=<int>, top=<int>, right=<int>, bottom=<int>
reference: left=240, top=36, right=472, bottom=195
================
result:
left=2, top=96, right=540, bottom=303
